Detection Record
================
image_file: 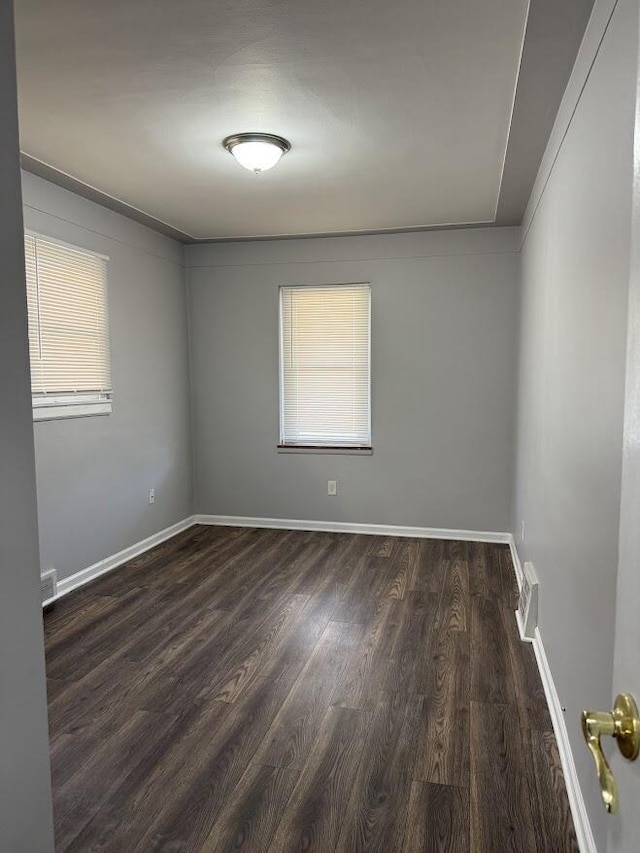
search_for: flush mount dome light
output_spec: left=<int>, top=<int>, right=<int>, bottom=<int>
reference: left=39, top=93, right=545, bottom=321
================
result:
left=223, top=133, right=291, bottom=174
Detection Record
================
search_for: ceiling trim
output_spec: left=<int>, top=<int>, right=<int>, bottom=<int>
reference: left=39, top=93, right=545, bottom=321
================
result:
left=520, top=0, right=615, bottom=242
left=188, top=220, right=497, bottom=243
left=20, top=153, right=196, bottom=243
left=495, top=0, right=596, bottom=225
left=493, top=0, right=531, bottom=223
left=19, top=152, right=497, bottom=242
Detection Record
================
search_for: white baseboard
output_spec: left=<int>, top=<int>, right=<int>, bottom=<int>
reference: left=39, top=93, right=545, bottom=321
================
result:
left=533, top=628, right=597, bottom=853
left=55, top=515, right=197, bottom=599
left=509, top=541, right=596, bottom=853
left=194, top=514, right=511, bottom=543
left=51, top=514, right=511, bottom=602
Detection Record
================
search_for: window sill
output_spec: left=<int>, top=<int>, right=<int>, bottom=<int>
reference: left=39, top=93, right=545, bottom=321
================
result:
left=33, top=401, right=112, bottom=422
left=277, top=445, right=373, bottom=456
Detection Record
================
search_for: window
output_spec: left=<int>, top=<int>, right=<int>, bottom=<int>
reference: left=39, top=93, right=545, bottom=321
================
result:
left=24, top=234, right=112, bottom=421
left=279, top=284, right=371, bottom=449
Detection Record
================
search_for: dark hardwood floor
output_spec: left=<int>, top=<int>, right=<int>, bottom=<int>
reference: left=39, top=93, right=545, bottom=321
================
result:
left=44, top=525, right=578, bottom=851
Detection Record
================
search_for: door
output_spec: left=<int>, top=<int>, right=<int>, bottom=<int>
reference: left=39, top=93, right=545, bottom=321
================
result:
left=606, top=24, right=640, bottom=848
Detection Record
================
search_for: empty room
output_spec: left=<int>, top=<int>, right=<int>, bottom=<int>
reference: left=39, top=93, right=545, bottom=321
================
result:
left=3, top=0, right=640, bottom=850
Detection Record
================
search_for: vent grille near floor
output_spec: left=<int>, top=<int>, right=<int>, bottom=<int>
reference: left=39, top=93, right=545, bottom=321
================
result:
left=41, top=569, right=57, bottom=607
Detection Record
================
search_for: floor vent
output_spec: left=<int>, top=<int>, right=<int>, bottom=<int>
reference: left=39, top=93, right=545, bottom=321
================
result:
left=41, top=569, right=58, bottom=607
left=516, top=561, right=539, bottom=641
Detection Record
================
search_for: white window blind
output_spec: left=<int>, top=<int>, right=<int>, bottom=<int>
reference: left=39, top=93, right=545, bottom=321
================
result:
left=24, top=234, right=112, bottom=414
left=279, top=284, right=371, bottom=447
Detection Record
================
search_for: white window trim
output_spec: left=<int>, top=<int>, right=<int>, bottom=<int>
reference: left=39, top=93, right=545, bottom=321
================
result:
left=278, top=283, right=372, bottom=451
left=32, top=392, right=112, bottom=422
left=24, top=230, right=110, bottom=262
left=277, top=445, right=373, bottom=456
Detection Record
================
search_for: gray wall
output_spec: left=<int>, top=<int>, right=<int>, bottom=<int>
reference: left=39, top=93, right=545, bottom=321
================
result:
left=0, top=2, right=54, bottom=850
left=186, top=228, right=520, bottom=531
left=512, top=0, right=636, bottom=847
left=22, top=172, right=193, bottom=582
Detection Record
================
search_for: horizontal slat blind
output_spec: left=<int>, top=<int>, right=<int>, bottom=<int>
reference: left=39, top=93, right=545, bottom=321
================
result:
left=24, top=235, right=111, bottom=396
left=280, top=284, right=371, bottom=446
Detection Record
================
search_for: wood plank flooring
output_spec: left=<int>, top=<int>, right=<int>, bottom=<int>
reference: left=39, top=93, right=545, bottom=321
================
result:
left=44, top=526, right=578, bottom=851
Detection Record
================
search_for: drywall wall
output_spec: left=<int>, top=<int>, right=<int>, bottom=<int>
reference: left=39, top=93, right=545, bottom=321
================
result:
left=513, top=0, right=636, bottom=848
left=0, top=3, right=54, bottom=850
left=186, top=228, right=520, bottom=531
left=22, top=171, right=192, bottom=582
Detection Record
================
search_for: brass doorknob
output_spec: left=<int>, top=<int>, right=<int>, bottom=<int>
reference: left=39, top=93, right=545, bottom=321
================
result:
left=581, top=693, right=640, bottom=813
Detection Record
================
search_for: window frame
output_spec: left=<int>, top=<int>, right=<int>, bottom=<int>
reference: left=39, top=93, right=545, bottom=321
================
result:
left=278, top=283, right=372, bottom=454
left=25, top=231, right=113, bottom=422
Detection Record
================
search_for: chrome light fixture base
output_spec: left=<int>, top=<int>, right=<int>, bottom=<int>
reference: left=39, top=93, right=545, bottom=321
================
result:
left=222, top=133, right=291, bottom=173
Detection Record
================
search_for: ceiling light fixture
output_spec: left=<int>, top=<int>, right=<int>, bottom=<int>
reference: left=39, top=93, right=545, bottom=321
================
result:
left=223, top=133, right=291, bottom=174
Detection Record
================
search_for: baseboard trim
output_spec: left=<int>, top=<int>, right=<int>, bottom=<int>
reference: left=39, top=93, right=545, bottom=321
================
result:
left=509, top=541, right=596, bottom=853
left=194, top=514, right=511, bottom=543
left=55, top=515, right=197, bottom=599
left=51, top=514, right=513, bottom=601
left=533, top=627, right=597, bottom=853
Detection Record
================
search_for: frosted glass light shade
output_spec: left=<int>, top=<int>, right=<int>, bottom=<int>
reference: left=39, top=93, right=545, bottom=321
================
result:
left=223, top=133, right=291, bottom=173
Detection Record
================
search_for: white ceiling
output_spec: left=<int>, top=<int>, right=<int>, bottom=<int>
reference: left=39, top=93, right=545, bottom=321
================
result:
left=14, top=0, right=592, bottom=241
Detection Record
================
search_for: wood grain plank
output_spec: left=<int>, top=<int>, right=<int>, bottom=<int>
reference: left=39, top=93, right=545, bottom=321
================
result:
left=469, top=540, right=516, bottom=604
left=285, top=532, right=365, bottom=595
left=208, top=594, right=309, bottom=704
left=468, top=541, right=495, bottom=599
left=332, top=600, right=402, bottom=710
left=384, top=591, right=438, bottom=695
left=137, top=675, right=292, bottom=852
left=470, top=701, right=537, bottom=852
left=498, top=545, right=520, bottom=607
left=443, top=539, right=469, bottom=562
left=434, top=558, right=468, bottom=632
left=502, top=603, right=552, bottom=731
left=388, top=539, right=420, bottom=601
left=331, top=539, right=398, bottom=624
left=202, top=763, right=298, bottom=852
left=409, top=539, right=446, bottom=593
left=64, top=696, right=232, bottom=852
left=52, top=708, right=180, bottom=850
left=335, top=693, right=423, bottom=852
left=470, top=595, right=515, bottom=704
left=373, top=536, right=396, bottom=557
left=43, top=590, right=118, bottom=642
left=414, top=631, right=470, bottom=786
left=403, top=782, right=470, bottom=853
left=209, top=529, right=305, bottom=611
left=524, top=728, right=580, bottom=852
left=48, top=652, right=161, bottom=737
left=142, top=593, right=304, bottom=713
left=115, top=607, right=234, bottom=717
left=269, top=706, right=371, bottom=852
left=253, top=621, right=362, bottom=770
left=46, top=586, right=165, bottom=680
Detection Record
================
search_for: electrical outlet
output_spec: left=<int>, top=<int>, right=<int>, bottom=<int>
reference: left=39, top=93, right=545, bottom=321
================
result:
left=149, top=488, right=155, bottom=505
left=327, top=480, right=337, bottom=496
